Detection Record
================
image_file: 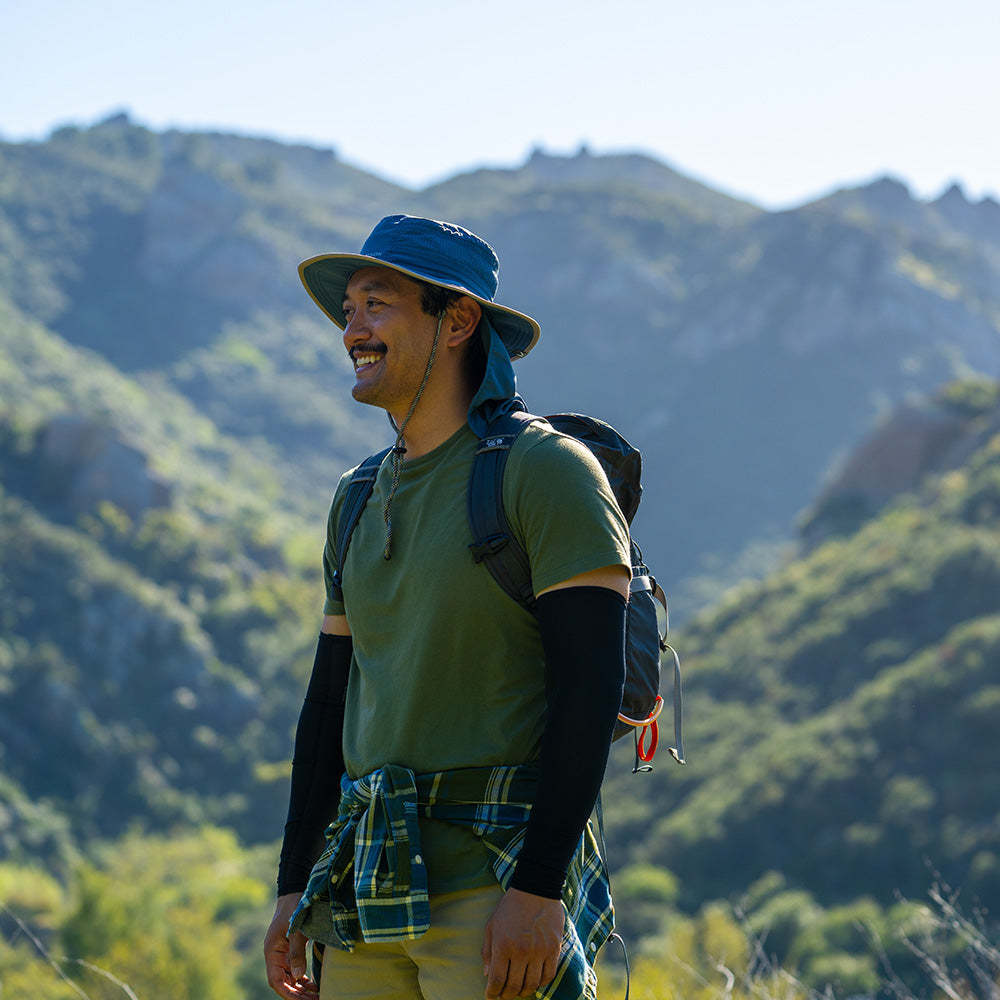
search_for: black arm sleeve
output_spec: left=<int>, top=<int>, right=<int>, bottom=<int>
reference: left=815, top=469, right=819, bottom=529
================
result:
left=509, top=586, right=627, bottom=899
left=276, top=632, right=352, bottom=896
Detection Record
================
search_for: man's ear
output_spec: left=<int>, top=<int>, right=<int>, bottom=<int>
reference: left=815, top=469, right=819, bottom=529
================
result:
left=446, top=296, right=483, bottom=347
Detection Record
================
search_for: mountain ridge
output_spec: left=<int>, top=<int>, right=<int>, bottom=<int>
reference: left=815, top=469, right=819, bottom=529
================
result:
left=3, top=115, right=999, bottom=609
left=3, top=118, right=1000, bottom=996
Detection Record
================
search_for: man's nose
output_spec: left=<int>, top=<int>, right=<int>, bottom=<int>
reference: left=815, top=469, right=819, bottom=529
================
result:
left=343, top=311, right=368, bottom=347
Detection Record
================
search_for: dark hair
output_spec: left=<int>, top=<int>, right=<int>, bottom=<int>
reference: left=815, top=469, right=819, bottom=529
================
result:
left=413, top=278, right=487, bottom=389
left=415, top=279, right=462, bottom=318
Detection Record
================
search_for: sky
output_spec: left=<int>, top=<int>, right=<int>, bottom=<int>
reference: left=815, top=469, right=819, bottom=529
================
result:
left=2, top=0, right=997, bottom=210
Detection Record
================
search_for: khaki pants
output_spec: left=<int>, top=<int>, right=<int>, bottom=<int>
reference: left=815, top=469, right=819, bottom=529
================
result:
left=319, top=884, right=504, bottom=1000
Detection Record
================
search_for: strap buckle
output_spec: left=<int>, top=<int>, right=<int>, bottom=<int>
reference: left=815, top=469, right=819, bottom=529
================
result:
left=468, top=533, right=510, bottom=564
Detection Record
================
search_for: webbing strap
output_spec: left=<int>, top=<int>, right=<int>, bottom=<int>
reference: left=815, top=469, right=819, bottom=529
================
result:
left=663, top=642, right=684, bottom=765
left=595, top=794, right=632, bottom=1000
left=467, top=410, right=539, bottom=610
left=329, top=447, right=392, bottom=605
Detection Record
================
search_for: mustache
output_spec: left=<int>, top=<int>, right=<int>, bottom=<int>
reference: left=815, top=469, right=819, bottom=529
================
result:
left=349, top=344, right=387, bottom=360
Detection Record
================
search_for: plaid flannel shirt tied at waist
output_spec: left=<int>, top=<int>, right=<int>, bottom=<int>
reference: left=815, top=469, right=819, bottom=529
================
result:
left=288, top=762, right=613, bottom=1000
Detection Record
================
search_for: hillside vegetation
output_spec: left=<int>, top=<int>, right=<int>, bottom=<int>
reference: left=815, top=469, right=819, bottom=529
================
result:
left=3, top=114, right=999, bottom=608
left=0, top=293, right=320, bottom=856
left=2, top=117, right=999, bottom=998
left=598, top=376, right=1000, bottom=991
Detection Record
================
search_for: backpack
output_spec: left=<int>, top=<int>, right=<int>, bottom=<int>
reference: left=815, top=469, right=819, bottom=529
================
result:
left=330, top=409, right=684, bottom=774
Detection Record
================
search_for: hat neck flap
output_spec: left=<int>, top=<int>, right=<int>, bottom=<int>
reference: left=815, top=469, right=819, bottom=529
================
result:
left=468, top=317, right=526, bottom=436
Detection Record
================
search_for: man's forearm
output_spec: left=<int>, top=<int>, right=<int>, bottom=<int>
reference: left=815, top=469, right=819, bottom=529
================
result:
left=277, top=632, right=352, bottom=896
left=510, top=586, right=627, bottom=898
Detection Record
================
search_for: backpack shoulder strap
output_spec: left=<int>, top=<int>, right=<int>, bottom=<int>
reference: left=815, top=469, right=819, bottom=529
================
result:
left=467, top=410, right=540, bottom=611
left=328, top=446, right=392, bottom=605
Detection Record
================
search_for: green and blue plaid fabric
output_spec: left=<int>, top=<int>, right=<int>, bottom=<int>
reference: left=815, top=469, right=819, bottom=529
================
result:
left=289, top=762, right=613, bottom=1000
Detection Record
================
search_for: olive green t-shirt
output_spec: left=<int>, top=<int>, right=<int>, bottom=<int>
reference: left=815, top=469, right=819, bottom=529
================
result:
left=322, top=421, right=630, bottom=892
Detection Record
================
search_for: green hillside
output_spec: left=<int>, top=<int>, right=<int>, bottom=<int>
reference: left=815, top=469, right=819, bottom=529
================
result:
left=4, top=115, right=999, bottom=612
left=0, top=294, right=321, bottom=860
left=599, top=377, right=1000, bottom=979
left=2, top=117, right=1000, bottom=998
left=4, top=370, right=997, bottom=998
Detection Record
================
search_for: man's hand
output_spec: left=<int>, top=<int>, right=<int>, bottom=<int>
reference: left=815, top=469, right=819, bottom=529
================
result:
left=481, top=887, right=564, bottom=999
left=264, top=893, right=319, bottom=998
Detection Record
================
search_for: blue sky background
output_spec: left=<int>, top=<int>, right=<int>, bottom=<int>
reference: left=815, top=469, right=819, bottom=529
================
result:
left=2, top=0, right=997, bottom=209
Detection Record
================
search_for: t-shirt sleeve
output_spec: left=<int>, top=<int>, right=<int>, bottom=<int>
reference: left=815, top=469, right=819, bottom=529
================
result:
left=504, top=427, right=632, bottom=596
left=322, top=470, right=355, bottom=617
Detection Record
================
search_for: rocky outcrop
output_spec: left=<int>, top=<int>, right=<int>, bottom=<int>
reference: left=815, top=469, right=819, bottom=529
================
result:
left=800, top=382, right=1000, bottom=547
left=34, top=414, right=171, bottom=520
left=819, top=403, right=966, bottom=503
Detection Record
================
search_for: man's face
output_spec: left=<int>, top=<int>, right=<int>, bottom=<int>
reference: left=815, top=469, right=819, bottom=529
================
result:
left=341, top=266, right=440, bottom=415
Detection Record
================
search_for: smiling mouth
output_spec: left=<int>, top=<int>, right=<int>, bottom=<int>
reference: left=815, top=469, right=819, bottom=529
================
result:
left=351, top=349, right=386, bottom=372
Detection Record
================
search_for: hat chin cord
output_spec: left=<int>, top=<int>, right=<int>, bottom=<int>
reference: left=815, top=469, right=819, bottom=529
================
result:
left=382, top=311, right=445, bottom=560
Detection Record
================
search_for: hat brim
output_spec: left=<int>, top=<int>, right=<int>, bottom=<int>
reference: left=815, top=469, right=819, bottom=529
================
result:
left=299, top=253, right=540, bottom=360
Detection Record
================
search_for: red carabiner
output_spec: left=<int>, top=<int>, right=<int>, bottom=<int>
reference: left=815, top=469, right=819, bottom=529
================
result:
left=637, top=720, right=659, bottom=762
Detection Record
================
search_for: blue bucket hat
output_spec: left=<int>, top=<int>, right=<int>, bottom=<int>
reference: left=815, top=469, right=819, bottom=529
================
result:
left=298, top=214, right=540, bottom=360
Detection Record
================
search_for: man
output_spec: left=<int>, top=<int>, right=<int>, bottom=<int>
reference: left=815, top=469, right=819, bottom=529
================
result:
left=263, top=215, right=630, bottom=1000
